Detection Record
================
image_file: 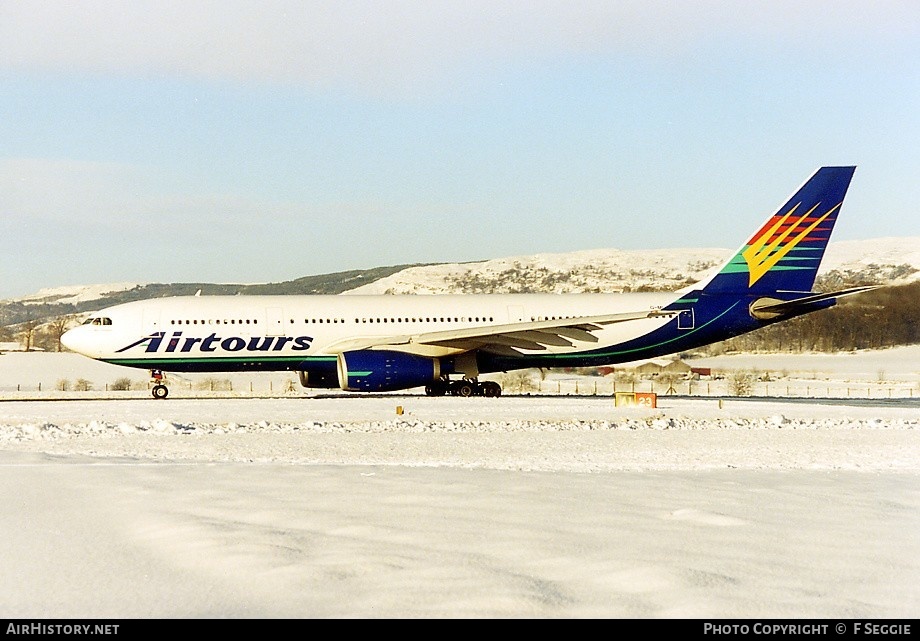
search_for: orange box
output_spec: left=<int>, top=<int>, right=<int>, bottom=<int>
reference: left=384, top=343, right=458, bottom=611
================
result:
left=635, top=392, right=657, bottom=408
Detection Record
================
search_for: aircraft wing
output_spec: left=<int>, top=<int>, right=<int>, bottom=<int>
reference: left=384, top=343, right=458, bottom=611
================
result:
left=322, top=309, right=676, bottom=356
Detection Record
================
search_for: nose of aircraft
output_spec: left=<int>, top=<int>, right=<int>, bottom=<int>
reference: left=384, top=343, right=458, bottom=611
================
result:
left=60, top=325, right=85, bottom=354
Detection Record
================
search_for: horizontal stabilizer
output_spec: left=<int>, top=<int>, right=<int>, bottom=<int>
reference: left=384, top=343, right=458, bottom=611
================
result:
left=749, top=286, right=879, bottom=320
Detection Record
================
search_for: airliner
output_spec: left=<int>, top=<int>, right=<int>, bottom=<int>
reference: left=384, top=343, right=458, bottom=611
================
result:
left=62, top=166, right=874, bottom=399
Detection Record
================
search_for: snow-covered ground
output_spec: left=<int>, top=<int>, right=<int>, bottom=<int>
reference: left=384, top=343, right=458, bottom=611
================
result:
left=3, top=346, right=919, bottom=399
left=1, top=349, right=919, bottom=618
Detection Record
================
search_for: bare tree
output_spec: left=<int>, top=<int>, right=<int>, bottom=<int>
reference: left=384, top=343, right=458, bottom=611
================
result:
left=727, top=370, right=755, bottom=397
left=17, top=318, right=39, bottom=352
left=46, top=316, right=73, bottom=352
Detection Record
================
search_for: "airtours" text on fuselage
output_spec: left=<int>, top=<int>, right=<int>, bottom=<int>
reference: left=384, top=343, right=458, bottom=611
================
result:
left=116, top=332, right=313, bottom=354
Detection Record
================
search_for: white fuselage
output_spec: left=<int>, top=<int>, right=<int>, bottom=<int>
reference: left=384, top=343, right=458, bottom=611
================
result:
left=62, top=292, right=678, bottom=363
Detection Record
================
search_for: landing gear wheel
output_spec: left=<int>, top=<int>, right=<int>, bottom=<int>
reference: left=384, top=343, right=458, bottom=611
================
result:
left=152, top=384, right=169, bottom=400
left=482, top=381, right=502, bottom=397
left=455, top=382, right=474, bottom=397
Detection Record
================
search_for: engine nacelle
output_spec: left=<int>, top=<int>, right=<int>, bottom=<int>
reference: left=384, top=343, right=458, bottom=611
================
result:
left=297, top=368, right=339, bottom=389
left=337, top=350, right=441, bottom=392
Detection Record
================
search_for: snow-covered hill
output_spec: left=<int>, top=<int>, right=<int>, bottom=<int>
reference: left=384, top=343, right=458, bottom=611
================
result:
left=343, top=237, right=920, bottom=295
left=4, top=236, right=919, bottom=305
left=819, top=238, right=920, bottom=286
left=8, top=282, right=146, bottom=306
left=344, top=247, right=727, bottom=295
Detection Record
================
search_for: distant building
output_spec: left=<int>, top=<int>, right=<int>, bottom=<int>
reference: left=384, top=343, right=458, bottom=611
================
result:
left=632, top=359, right=669, bottom=376
left=628, top=358, right=693, bottom=377
left=662, top=360, right=692, bottom=374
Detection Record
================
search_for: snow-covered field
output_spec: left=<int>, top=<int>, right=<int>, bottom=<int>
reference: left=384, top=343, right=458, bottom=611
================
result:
left=1, top=350, right=919, bottom=618
left=3, top=346, right=920, bottom=399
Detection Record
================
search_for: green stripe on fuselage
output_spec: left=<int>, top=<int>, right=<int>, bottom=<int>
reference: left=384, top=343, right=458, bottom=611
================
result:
left=102, top=355, right=337, bottom=367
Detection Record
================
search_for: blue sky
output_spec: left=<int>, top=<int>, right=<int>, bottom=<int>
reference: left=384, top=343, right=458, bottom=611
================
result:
left=1, top=1, right=918, bottom=298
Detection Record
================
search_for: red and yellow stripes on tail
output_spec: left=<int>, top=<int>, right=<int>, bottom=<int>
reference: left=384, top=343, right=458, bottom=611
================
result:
left=742, top=200, right=841, bottom=287
left=699, top=166, right=855, bottom=295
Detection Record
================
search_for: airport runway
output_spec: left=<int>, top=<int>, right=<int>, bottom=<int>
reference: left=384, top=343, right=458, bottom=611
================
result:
left=1, top=394, right=918, bottom=617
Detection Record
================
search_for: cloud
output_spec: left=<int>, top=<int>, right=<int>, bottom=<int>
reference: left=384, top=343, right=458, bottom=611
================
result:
left=1, top=1, right=915, bottom=95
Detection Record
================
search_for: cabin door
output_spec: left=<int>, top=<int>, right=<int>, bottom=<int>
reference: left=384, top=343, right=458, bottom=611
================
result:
left=266, top=307, right=285, bottom=336
left=142, top=308, right=161, bottom=334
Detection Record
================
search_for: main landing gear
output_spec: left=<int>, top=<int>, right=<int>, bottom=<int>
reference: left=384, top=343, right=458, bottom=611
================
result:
left=424, top=377, right=502, bottom=398
left=150, top=369, right=169, bottom=400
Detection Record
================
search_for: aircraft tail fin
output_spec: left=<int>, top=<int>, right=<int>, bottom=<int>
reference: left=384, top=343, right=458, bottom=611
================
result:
left=698, top=166, right=856, bottom=295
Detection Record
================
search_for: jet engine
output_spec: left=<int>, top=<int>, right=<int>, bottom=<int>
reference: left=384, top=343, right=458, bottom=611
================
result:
left=337, top=350, right=441, bottom=392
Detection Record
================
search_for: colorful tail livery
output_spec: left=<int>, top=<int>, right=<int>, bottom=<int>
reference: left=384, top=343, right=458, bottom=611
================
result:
left=61, top=166, right=878, bottom=399
left=701, top=166, right=856, bottom=295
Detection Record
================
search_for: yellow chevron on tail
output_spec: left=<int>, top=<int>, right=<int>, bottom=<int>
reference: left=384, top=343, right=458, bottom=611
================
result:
left=741, top=202, right=840, bottom=287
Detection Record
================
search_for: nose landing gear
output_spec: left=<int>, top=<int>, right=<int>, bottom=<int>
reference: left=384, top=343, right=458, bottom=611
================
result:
left=150, top=370, right=169, bottom=399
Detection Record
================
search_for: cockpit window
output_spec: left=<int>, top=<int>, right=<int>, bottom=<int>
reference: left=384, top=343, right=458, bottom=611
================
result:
left=83, top=317, right=113, bottom=326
